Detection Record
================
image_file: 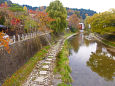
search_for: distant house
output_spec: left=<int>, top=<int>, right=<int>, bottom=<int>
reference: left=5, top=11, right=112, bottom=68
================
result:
left=79, top=23, right=85, bottom=30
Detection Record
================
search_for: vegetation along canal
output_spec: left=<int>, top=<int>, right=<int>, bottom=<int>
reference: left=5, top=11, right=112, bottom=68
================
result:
left=68, top=33, right=115, bottom=86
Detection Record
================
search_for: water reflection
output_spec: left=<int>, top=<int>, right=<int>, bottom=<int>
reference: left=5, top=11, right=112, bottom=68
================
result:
left=69, top=34, right=115, bottom=86
left=84, top=38, right=90, bottom=47
left=69, top=36, right=80, bottom=52
left=87, top=41, right=115, bottom=81
left=87, top=52, right=115, bottom=81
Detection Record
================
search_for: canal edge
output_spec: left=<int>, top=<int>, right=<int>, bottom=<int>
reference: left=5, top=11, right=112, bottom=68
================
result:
left=93, top=33, right=115, bottom=49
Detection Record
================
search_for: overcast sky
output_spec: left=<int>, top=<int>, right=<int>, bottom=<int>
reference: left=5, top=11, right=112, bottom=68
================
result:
left=10, top=0, right=115, bottom=12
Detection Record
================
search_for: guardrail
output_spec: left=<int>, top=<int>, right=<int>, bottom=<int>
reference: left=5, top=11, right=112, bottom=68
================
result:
left=0, top=32, right=50, bottom=48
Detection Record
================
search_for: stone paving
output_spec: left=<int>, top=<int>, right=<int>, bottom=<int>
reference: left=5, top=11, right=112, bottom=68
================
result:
left=23, top=38, right=65, bottom=86
left=22, top=34, right=76, bottom=86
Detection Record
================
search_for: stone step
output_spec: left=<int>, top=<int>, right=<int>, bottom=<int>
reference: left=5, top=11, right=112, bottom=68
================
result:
left=46, top=58, right=53, bottom=61
left=42, top=65, right=50, bottom=69
left=22, top=38, right=65, bottom=86
left=44, top=61, right=51, bottom=64
left=31, top=84, right=44, bottom=86
left=39, top=71, right=47, bottom=75
left=48, top=55, right=54, bottom=58
left=34, top=76, right=45, bottom=82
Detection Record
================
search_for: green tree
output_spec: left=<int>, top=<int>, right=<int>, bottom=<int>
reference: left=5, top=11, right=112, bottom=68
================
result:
left=9, top=4, right=24, bottom=12
left=88, top=9, right=115, bottom=35
left=0, top=0, right=12, bottom=6
left=46, top=0, right=67, bottom=35
left=0, top=11, right=5, bottom=25
left=75, top=11, right=81, bottom=18
left=68, top=14, right=80, bottom=32
left=24, top=17, right=38, bottom=33
left=84, top=16, right=90, bottom=30
left=0, top=0, right=4, bottom=4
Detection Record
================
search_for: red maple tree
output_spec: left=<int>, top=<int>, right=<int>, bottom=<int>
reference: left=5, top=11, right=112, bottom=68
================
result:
left=36, top=12, right=55, bottom=32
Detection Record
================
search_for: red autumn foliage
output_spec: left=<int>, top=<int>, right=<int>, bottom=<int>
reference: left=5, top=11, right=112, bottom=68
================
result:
left=37, top=12, right=55, bottom=23
left=68, top=14, right=80, bottom=29
left=0, top=3, right=7, bottom=8
left=36, top=12, right=55, bottom=32
left=28, top=9, right=37, bottom=14
left=11, top=18, right=20, bottom=25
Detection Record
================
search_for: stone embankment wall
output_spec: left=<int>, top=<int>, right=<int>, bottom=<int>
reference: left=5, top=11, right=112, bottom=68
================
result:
left=0, top=33, right=52, bottom=84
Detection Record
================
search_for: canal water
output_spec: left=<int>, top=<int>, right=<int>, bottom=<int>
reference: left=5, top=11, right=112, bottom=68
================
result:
left=68, top=33, right=115, bottom=86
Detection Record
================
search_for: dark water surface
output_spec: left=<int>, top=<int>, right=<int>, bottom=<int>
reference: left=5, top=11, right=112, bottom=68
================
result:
left=69, top=33, right=115, bottom=86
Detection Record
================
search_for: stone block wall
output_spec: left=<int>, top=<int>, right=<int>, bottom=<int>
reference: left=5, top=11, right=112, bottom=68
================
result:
left=0, top=34, right=52, bottom=84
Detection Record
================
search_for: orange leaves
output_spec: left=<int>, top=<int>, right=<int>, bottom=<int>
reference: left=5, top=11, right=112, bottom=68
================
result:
left=68, top=14, right=80, bottom=29
left=37, top=12, right=55, bottom=22
left=0, top=32, right=10, bottom=53
left=36, top=12, right=55, bottom=32
left=28, top=9, right=36, bottom=14
left=0, top=2, right=8, bottom=8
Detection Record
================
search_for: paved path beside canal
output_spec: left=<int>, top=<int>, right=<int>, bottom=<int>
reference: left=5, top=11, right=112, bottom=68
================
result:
left=22, top=33, right=76, bottom=86
left=22, top=38, right=64, bottom=86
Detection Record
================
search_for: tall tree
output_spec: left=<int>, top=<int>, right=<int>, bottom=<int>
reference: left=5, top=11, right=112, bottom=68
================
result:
left=24, top=16, right=37, bottom=33
left=36, top=12, right=55, bottom=32
left=4, top=1, right=8, bottom=7
left=46, top=0, right=67, bottom=35
left=36, top=12, right=55, bottom=46
left=0, top=11, right=5, bottom=25
left=0, top=0, right=4, bottom=4
left=0, top=0, right=12, bottom=5
left=87, top=9, right=115, bottom=35
left=9, top=4, right=24, bottom=12
left=75, top=11, right=81, bottom=18
left=23, top=6, right=28, bottom=13
left=68, top=14, right=80, bottom=32
left=84, top=16, right=90, bottom=29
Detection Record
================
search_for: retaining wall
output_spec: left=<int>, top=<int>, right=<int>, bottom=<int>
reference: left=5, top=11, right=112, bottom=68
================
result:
left=0, top=34, right=52, bottom=84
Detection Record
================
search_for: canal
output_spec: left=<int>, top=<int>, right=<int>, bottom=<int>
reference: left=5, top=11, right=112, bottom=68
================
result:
left=68, top=33, right=115, bottom=86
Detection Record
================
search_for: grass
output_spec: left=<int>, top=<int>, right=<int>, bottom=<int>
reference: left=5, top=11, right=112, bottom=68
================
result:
left=2, top=32, right=74, bottom=86
left=54, top=40, right=72, bottom=86
left=95, top=34, right=115, bottom=47
left=102, top=40, right=115, bottom=47
left=2, top=46, right=50, bottom=86
left=58, top=83, right=72, bottom=86
left=64, top=32, right=77, bottom=38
